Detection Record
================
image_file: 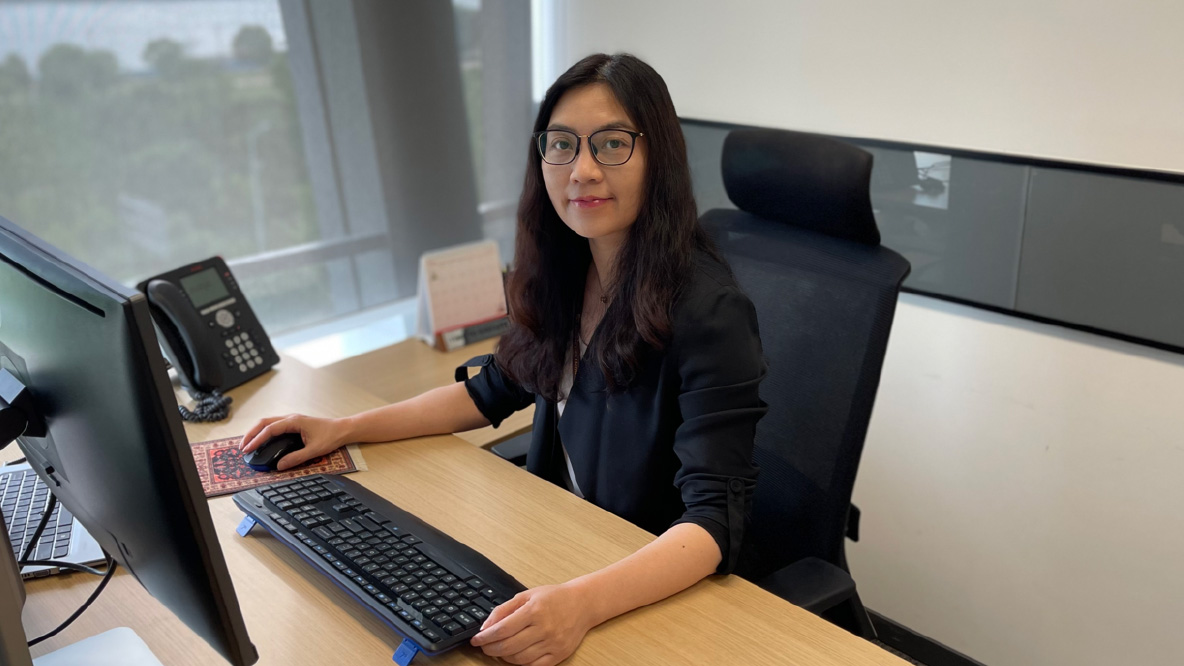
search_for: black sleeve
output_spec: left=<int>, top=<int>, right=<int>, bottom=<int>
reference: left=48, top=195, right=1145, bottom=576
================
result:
left=454, top=354, right=535, bottom=428
left=668, top=285, right=767, bottom=575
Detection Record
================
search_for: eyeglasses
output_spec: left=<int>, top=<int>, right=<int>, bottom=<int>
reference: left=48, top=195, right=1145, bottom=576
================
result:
left=533, top=129, right=644, bottom=166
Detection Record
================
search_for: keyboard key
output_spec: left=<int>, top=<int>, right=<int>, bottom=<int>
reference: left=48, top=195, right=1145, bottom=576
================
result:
left=454, top=612, right=477, bottom=629
left=355, top=516, right=382, bottom=533
left=422, top=629, right=441, bottom=643
left=466, top=606, right=488, bottom=622
left=473, top=597, right=494, bottom=613
left=364, top=511, right=389, bottom=525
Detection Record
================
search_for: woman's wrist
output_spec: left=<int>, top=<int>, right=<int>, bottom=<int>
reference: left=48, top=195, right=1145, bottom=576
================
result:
left=561, top=576, right=609, bottom=630
left=332, top=415, right=359, bottom=449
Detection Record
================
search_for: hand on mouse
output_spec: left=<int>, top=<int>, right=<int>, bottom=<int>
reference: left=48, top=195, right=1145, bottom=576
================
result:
left=240, top=414, right=346, bottom=471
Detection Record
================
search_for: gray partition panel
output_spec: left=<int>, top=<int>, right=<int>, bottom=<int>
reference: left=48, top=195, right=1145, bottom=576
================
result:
left=685, top=122, right=735, bottom=214
left=866, top=147, right=1027, bottom=309
left=683, top=117, right=1184, bottom=354
left=1016, top=168, right=1184, bottom=347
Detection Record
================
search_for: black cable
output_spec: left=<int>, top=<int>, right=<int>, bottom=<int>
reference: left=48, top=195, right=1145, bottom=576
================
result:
left=19, top=493, right=56, bottom=564
left=19, top=559, right=108, bottom=576
left=27, top=553, right=117, bottom=647
left=178, top=389, right=232, bottom=422
left=4, top=456, right=27, bottom=466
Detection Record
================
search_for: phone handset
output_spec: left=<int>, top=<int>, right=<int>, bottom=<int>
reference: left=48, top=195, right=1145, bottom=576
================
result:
left=145, top=279, right=224, bottom=391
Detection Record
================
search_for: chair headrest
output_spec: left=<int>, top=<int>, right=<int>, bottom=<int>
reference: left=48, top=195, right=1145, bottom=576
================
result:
left=722, top=128, right=881, bottom=245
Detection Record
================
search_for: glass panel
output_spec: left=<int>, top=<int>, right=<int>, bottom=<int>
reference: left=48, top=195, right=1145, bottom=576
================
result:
left=1016, top=168, right=1184, bottom=347
left=0, top=0, right=326, bottom=323
left=864, top=146, right=1027, bottom=309
left=453, top=0, right=483, bottom=198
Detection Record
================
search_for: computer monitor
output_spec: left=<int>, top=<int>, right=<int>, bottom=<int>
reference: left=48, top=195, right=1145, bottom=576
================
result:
left=0, top=215, right=257, bottom=665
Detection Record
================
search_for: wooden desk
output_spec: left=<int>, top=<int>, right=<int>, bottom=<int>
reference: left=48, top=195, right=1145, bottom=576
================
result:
left=21, top=355, right=904, bottom=665
left=321, top=337, right=534, bottom=449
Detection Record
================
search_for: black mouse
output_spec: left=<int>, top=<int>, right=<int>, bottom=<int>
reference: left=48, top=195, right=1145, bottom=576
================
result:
left=243, top=432, right=305, bottom=472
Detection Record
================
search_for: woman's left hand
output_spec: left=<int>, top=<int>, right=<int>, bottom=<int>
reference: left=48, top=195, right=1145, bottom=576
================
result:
left=469, top=582, right=596, bottom=665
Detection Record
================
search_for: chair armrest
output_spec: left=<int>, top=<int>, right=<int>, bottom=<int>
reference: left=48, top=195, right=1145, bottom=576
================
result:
left=490, top=432, right=531, bottom=466
left=755, top=557, right=856, bottom=614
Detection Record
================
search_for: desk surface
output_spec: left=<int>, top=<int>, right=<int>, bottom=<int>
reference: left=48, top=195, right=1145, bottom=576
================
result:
left=321, top=337, right=534, bottom=449
left=21, top=355, right=904, bottom=665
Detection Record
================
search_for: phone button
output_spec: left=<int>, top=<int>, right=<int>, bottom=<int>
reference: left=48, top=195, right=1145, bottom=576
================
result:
left=224, top=339, right=235, bottom=349
left=239, top=364, right=248, bottom=372
left=215, top=310, right=236, bottom=328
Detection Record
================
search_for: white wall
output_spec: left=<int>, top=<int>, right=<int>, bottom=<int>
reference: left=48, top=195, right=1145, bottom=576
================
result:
left=855, top=295, right=1184, bottom=665
left=554, top=2, right=1184, bottom=664
left=559, top=0, right=1184, bottom=174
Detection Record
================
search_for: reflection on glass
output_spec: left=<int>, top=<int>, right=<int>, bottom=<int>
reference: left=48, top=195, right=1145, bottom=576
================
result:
left=912, top=151, right=951, bottom=210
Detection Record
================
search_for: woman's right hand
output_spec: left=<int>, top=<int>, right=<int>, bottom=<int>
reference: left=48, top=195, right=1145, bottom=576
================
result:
left=239, top=414, right=349, bottom=472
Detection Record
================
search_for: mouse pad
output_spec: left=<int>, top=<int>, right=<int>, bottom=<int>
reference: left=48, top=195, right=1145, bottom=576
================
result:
left=190, top=436, right=368, bottom=498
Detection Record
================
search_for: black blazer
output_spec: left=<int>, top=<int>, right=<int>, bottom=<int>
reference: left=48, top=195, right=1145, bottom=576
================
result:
left=458, top=252, right=767, bottom=574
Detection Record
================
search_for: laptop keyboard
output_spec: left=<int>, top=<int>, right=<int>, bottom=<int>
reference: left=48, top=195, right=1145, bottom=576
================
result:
left=233, top=474, right=524, bottom=654
left=1, top=467, right=74, bottom=561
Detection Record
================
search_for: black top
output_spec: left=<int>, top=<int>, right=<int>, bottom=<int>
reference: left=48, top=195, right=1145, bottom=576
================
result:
left=457, top=252, right=767, bottom=574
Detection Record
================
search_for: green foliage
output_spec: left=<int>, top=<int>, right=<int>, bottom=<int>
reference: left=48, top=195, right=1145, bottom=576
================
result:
left=0, top=54, right=31, bottom=97
left=0, top=26, right=328, bottom=332
left=232, top=26, right=274, bottom=67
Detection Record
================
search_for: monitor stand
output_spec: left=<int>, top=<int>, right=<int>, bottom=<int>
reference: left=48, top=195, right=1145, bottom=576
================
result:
left=1, top=493, right=162, bottom=666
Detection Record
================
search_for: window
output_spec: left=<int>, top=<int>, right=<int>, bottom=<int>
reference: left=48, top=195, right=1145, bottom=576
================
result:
left=0, top=0, right=389, bottom=334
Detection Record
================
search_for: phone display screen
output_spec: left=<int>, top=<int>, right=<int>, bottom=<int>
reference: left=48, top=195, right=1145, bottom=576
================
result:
left=179, top=268, right=231, bottom=308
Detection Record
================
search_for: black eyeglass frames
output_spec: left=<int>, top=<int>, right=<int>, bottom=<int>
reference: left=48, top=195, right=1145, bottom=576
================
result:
left=532, top=128, right=644, bottom=166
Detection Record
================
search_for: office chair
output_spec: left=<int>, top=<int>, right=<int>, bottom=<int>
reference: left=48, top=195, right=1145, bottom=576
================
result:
left=700, top=128, right=911, bottom=639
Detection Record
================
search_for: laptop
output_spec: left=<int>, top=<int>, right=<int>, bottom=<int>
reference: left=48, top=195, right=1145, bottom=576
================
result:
left=1, top=462, right=105, bottom=579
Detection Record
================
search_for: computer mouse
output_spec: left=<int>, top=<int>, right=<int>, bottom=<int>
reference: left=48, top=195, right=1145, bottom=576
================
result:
left=243, top=432, right=305, bottom=472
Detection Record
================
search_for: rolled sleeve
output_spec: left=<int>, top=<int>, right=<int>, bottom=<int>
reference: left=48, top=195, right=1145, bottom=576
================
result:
left=455, top=354, right=535, bottom=428
left=668, top=286, right=767, bottom=575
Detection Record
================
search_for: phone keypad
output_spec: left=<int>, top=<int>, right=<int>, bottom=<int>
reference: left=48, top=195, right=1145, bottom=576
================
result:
left=219, top=330, right=268, bottom=374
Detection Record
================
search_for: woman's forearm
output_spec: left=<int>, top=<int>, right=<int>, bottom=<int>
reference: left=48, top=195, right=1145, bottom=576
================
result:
left=337, top=380, right=491, bottom=445
left=569, top=522, right=722, bottom=628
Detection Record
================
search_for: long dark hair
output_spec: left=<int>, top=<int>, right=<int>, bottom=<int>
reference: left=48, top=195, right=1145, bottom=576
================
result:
left=497, top=53, right=717, bottom=400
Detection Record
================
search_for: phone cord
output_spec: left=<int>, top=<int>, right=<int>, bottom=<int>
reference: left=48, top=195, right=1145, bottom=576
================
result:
left=178, top=389, right=232, bottom=423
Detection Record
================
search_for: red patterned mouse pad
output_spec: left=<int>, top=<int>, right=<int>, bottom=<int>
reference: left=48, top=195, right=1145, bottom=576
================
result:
left=190, top=436, right=368, bottom=498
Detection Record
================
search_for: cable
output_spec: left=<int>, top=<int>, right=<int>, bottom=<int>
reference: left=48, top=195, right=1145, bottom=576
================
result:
left=178, top=389, right=232, bottom=422
left=19, top=493, right=56, bottom=564
left=27, top=553, right=117, bottom=647
left=19, top=559, right=108, bottom=576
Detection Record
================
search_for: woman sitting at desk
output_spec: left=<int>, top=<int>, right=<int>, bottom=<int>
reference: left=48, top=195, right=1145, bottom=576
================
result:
left=242, top=53, right=767, bottom=666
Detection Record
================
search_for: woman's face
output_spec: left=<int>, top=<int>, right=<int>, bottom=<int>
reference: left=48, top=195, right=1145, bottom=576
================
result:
left=541, top=83, right=646, bottom=247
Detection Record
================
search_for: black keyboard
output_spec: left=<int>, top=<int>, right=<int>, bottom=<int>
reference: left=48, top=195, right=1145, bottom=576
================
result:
left=233, top=474, right=525, bottom=655
left=2, top=467, right=75, bottom=562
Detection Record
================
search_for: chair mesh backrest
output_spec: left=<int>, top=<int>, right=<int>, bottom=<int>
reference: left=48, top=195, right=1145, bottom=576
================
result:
left=703, top=129, right=910, bottom=580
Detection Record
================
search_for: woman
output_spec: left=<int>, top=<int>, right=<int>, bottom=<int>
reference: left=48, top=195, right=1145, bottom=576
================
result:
left=241, top=53, right=766, bottom=666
